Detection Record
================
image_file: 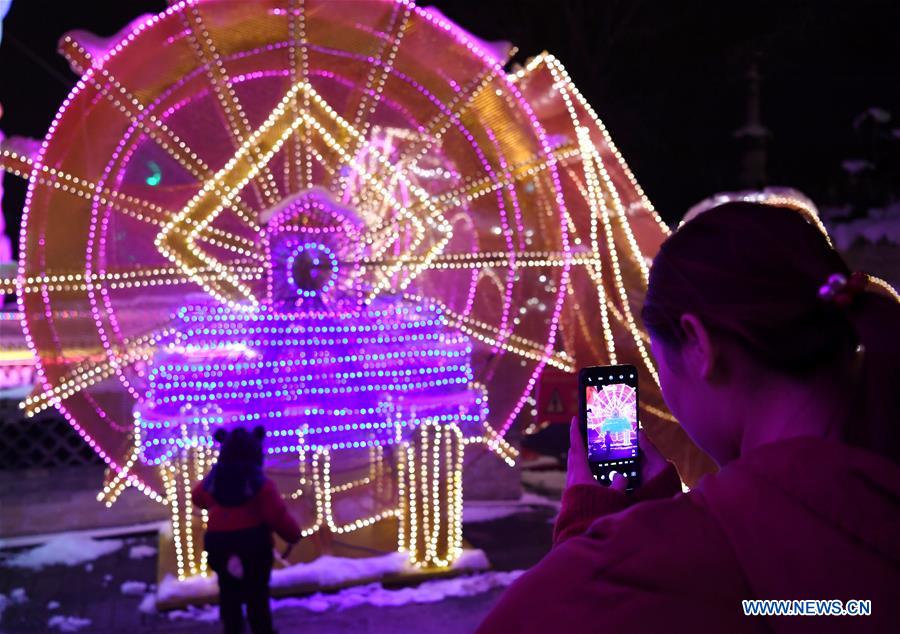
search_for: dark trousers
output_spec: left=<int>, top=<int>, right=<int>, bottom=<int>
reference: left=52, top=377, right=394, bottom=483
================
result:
left=205, top=525, right=275, bottom=634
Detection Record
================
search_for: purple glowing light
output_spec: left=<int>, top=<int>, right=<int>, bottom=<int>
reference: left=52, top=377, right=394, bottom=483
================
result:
left=136, top=299, right=487, bottom=464
left=19, top=0, right=574, bottom=497
left=135, top=191, right=487, bottom=465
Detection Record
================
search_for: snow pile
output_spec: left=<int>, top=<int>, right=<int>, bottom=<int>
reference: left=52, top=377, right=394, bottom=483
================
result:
left=273, top=549, right=488, bottom=591
left=138, top=593, right=157, bottom=614
left=827, top=202, right=900, bottom=250
left=128, top=545, right=157, bottom=559
left=521, top=469, right=567, bottom=494
left=0, top=588, right=25, bottom=626
left=168, top=604, right=221, bottom=623
left=157, top=571, right=218, bottom=604
left=271, top=569, right=523, bottom=613
left=464, top=492, right=560, bottom=523
left=298, top=568, right=522, bottom=610
left=273, top=551, right=409, bottom=589
left=159, top=569, right=523, bottom=621
left=121, top=581, right=148, bottom=596
left=158, top=549, right=490, bottom=605
left=48, top=615, right=92, bottom=632
left=3, top=534, right=123, bottom=570
left=48, top=600, right=60, bottom=610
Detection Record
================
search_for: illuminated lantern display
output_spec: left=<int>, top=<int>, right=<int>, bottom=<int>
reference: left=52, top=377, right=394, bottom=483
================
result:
left=0, top=0, right=716, bottom=584
left=137, top=189, right=487, bottom=575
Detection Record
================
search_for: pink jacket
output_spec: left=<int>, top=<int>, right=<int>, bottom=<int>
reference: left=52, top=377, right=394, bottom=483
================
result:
left=478, top=437, right=899, bottom=633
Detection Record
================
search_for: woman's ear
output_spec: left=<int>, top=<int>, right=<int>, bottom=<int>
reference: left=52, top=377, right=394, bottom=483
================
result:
left=252, top=425, right=266, bottom=441
left=679, top=313, right=716, bottom=380
left=213, top=428, right=228, bottom=443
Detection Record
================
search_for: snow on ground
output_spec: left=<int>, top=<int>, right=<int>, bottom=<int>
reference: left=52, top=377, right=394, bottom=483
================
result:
left=138, top=593, right=157, bottom=615
left=274, top=551, right=410, bottom=590
left=121, top=581, right=149, bottom=596
left=2, top=534, right=123, bottom=570
left=822, top=202, right=900, bottom=247
left=827, top=202, right=900, bottom=250
left=48, top=600, right=60, bottom=610
left=521, top=469, right=566, bottom=495
left=167, top=604, right=220, bottom=623
left=128, top=544, right=157, bottom=560
left=156, top=549, right=490, bottom=605
left=158, top=569, right=524, bottom=622
left=463, top=492, right=560, bottom=523
left=272, top=568, right=522, bottom=612
left=518, top=455, right=562, bottom=470
left=47, top=614, right=92, bottom=632
left=151, top=550, right=493, bottom=614
left=157, top=571, right=217, bottom=604
left=0, top=589, right=30, bottom=625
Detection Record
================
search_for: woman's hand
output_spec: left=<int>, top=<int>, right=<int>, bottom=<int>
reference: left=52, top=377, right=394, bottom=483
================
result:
left=638, top=426, right=669, bottom=484
left=566, top=416, right=598, bottom=489
left=567, top=416, right=670, bottom=493
left=567, top=417, right=629, bottom=491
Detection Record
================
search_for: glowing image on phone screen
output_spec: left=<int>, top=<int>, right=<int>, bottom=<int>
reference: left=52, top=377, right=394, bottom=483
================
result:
left=585, top=383, right=638, bottom=462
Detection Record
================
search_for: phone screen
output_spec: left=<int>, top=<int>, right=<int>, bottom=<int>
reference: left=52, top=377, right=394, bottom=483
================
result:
left=579, top=365, right=639, bottom=489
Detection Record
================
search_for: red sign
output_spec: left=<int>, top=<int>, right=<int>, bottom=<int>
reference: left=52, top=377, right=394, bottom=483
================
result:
left=535, top=368, right=578, bottom=425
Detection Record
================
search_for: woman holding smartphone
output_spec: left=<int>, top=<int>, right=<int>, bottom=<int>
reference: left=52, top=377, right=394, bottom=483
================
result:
left=477, top=201, right=900, bottom=633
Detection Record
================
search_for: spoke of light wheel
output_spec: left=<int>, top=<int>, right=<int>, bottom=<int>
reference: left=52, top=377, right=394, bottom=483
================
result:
left=412, top=295, right=575, bottom=372
left=174, top=0, right=283, bottom=207
left=59, top=36, right=264, bottom=235
left=286, top=0, right=310, bottom=193
left=295, top=111, right=428, bottom=276
left=0, top=149, right=262, bottom=260
left=397, top=67, right=499, bottom=172
left=156, top=81, right=320, bottom=308
left=357, top=250, right=594, bottom=270
left=561, top=162, right=618, bottom=362
left=582, top=137, right=659, bottom=386
left=23, top=326, right=176, bottom=416
left=97, top=445, right=143, bottom=505
left=292, top=97, right=445, bottom=296
left=294, top=85, right=465, bottom=272
left=299, top=85, right=451, bottom=235
left=337, top=2, right=412, bottom=198
left=588, top=143, right=650, bottom=285
left=423, top=145, right=579, bottom=215
left=11, top=262, right=263, bottom=295
left=541, top=54, right=670, bottom=234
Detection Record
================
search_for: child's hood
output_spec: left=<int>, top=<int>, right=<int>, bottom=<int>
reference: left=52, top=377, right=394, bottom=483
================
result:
left=203, top=426, right=267, bottom=507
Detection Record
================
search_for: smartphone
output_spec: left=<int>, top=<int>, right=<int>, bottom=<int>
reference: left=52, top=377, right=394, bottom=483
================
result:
left=578, top=364, right=640, bottom=491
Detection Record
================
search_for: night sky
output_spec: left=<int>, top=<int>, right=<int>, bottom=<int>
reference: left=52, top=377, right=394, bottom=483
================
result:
left=2, top=0, right=899, bottom=257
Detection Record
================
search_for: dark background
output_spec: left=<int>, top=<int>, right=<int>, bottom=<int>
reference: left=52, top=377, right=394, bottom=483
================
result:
left=2, top=0, right=899, bottom=258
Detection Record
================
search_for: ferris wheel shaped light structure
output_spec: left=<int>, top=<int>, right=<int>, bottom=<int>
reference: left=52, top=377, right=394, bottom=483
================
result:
left=0, top=0, right=722, bottom=584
